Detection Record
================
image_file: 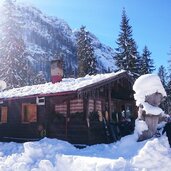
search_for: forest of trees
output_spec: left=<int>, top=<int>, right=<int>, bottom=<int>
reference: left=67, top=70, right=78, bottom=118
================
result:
left=115, top=9, right=171, bottom=112
left=76, top=9, right=157, bottom=79
left=75, top=8, right=171, bottom=112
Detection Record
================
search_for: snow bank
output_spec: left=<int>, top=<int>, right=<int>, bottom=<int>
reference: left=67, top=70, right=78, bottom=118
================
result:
left=132, top=137, right=171, bottom=170
left=0, top=135, right=171, bottom=171
left=133, top=74, right=167, bottom=106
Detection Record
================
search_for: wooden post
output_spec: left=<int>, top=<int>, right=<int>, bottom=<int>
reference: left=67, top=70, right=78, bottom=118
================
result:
left=65, top=100, right=70, bottom=139
left=108, top=84, right=111, bottom=121
left=83, top=97, right=87, bottom=120
left=86, top=97, right=90, bottom=128
left=83, top=96, right=91, bottom=144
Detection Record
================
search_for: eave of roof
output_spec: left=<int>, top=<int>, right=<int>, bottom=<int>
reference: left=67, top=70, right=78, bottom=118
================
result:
left=0, top=90, right=77, bottom=101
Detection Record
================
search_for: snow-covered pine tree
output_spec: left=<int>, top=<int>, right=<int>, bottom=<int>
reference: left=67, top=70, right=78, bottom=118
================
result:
left=141, top=46, right=155, bottom=74
left=166, top=51, right=171, bottom=113
left=33, top=71, right=47, bottom=85
left=0, top=0, right=34, bottom=88
left=130, top=40, right=140, bottom=77
left=76, top=26, right=86, bottom=77
left=158, top=65, right=167, bottom=88
left=76, top=26, right=97, bottom=77
left=115, top=9, right=139, bottom=77
left=136, top=53, right=143, bottom=76
left=158, top=65, right=169, bottom=112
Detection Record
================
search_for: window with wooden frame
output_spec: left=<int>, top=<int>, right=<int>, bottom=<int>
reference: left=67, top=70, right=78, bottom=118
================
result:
left=22, top=103, right=37, bottom=123
left=0, top=107, right=8, bottom=123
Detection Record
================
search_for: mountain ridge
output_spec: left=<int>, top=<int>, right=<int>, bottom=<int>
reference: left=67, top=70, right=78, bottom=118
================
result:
left=0, top=1, right=116, bottom=81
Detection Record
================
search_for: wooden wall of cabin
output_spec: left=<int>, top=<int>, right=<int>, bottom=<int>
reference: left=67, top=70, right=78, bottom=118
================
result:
left=45, top=95, right=68, bottom=141
left=0, top=78, right=136, bottom=145
left=96, top=78, right=136, bottom=121
left=43, top=80, right=136, bottom=145
left=45, top=94, right=90, bottom=144
left=46, top=94, right=109, bottom=144
left=0, top=97, right=47, bottom=141
left=78, top=78, right=136, bottom=144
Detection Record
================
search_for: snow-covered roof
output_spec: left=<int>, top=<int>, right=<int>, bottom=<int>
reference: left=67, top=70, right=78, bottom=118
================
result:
left=0, top=70, right=127, bottom=99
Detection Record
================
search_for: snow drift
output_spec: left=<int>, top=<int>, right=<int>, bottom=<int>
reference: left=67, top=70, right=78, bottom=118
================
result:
left=0, top=135, right=171, bottom=171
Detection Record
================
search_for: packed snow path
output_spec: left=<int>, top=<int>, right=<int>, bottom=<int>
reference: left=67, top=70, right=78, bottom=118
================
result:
left=0, top=134, right=171, bottom=171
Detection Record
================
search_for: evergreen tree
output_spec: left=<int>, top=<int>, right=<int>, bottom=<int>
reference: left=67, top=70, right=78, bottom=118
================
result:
left=158, top=65, right=167, bottom=88
left=76, top=26, right=97, bottom=77
left=115, top=9, right=139, bottom=77
left=158, top=65, right=170, bottom=113
left=166, top=79, right=171, bottom=113
left=168, top=47, right=171, bottom=82
left=33, top=71, right=47, bottom=85
left=0, top=0, right=34, bottom=88
left=166, top=52, right=171, bottom=113
left=141, top=46, right=155, bottom=74
left=136, top=53, right=143, bottom=76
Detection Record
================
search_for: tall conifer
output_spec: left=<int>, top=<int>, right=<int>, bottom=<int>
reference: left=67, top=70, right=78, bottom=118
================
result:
left=115, top=9, right=139, bottom=77
left=141, top=46, right=155, bottom=74
left=158, top=65, right=167, bottom=88
left=76, top=26, right=97, bottom=77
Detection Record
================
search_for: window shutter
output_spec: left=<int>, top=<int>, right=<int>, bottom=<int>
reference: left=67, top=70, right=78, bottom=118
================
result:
left=1, top=107, right=7, bottom=123
left=28, top=104, right=37, bottom=122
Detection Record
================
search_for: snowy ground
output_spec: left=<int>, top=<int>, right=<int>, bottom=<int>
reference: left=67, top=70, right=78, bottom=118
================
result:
left=0, top=134, right=171, bottom=171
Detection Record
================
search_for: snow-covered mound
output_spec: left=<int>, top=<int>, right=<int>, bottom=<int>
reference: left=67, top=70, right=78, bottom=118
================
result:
left=133, top=74, right=167, bottom=106
left=0, top=70, right=125, bottom=99
left=0, top=134, right=171, bottom=171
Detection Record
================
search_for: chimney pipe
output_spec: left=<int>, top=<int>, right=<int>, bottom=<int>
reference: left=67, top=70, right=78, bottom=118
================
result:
left=51, top=60, right=63, bottom=83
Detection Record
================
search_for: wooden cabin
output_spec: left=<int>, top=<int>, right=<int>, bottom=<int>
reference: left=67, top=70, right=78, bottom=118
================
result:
left=0, top=70, right=136, bottom=145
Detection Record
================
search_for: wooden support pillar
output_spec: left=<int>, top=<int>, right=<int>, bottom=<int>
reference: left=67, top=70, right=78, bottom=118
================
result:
left=108, top=84, right=112, bottom=121
left=83, top=97, right=87, bottom=120
left=67, top=100, right=70, bottom=121
left=65, top=100, right=70, bottom=139
left=94, top=98, right=96, bottom=113
left=83, top=97, right=91, bottom=144
left=83, top=97, right=90, bottom=127
left=86, top=99, right=90, bottom=128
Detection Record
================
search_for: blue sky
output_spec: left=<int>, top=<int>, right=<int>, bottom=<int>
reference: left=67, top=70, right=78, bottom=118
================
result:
left=21, top=0, right=171, bottom=71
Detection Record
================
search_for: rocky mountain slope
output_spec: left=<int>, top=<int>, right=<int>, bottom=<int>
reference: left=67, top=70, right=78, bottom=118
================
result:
left=0, top=1, right=116, bottom=80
